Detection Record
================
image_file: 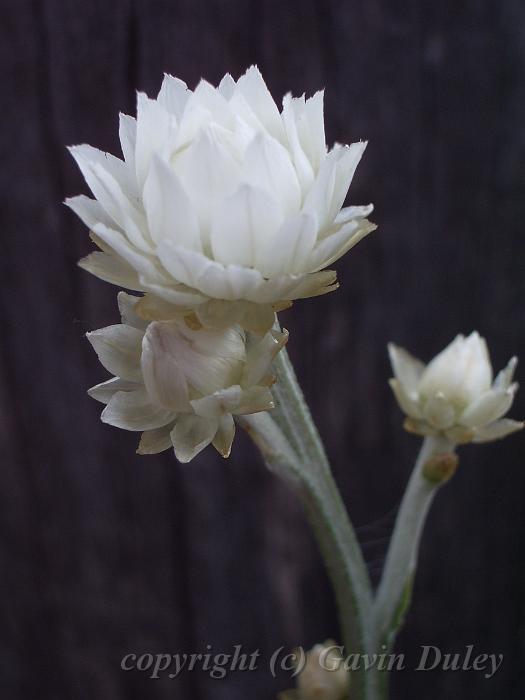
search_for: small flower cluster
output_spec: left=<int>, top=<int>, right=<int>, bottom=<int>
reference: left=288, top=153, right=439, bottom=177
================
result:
left=68, top=67, right=374, bottom=461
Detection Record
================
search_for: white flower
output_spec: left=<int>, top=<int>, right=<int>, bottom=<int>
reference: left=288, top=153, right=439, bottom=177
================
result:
left=388, top=332, right=523, bottom=444
left=87, top=292, right=288, bottom=462
left=67, top=66, right=375, bottom=332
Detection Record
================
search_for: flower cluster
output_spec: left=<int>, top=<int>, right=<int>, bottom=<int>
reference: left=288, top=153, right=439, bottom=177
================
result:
left=389, top=332, right=523, bottom=445
left=69, top=66, right=375, bottom=460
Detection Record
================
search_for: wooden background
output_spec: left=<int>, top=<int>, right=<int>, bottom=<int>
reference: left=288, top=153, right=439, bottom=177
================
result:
left=1, top=1, right=524, bottom=698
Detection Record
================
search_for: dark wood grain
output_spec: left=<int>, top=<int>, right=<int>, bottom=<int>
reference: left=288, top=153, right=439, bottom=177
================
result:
left=1, top=1, right=524, bottom=698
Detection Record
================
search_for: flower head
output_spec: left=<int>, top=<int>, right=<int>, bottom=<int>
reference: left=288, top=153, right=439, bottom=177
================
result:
left=388, top=332, right=523, bottom=444
left=87, top=292, right=287, bottom=462
left=67, top=66, right=375, bottom=332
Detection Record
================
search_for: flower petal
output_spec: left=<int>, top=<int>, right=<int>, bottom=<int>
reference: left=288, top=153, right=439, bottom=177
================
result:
left=157, top=74, right=190, bottom=118
left=78, top=251, right=142, bottom=290
left=102, top=388, right=176, bottom=431
left=92, top=223, right=164, bottom=282
left=388, top=379, right=422, bottom=419
left=135, top=92, right=175, bottom=187
left=65, top=194, right=114, bottom=230
left=212, top=414, right=236, bottom=457
left=235, top=66, right=285, bottom=142
left=243, top=132, right=301, bottom=215
left=119, top=113, right=137, bottom=169
left=473, top=418, right=524, bottom=443
left=117, top=291, right=149, bottom=330
left=257, top=212, right=318, bottom=277
left=137, top=423, right=176, bottom=454
left=242, top=329, right=289, bottom=387
left=143, top=155, right=201, bottom=249
left=88, top=377, right=141, bottom=404
left=141, top=323, right=191, bottom=411
left=307, top=219, right=376, bottom=272
left=282, top=93, right=315, bottom=192
left=459, top=387, right=517, bottom=427
left=423, top=392, right=455, bottom=429
left=86, top=325, right=144, bottom=381
left=388, top=343, right=425, bottom=394
left=170, top=414, right=219, bottom=462
left=494, top=356, right=518, bottom=391
left=211, top=184, right=283, bottom=268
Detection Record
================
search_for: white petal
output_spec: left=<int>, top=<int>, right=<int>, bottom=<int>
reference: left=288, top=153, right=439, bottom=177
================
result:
left=473, top=418, right=524, bottom=443
left=88, top=377, right=141, bottom=404
left=211, top=184, right=283, bottom=268
left=137, top=283, right=206, bottom=310
left=335, top=204, right=374, bottom=225
left=192, top=79, right=234, bottom=129
left=117, top=291, right=149, bottom=330
left=306, top=219, right=375, bottom=272
left=494, top=356, right=518, bottom=391
left=260, top=212, right=318, bottom=277
left=283, top=269, right=339, bottom=301
left=282, top=93, right=315, bottom=192
left=143, top=155, right=201, bottom=249
left=423, top=392, right=456, bottom=429
left=459, top=387, right=517, bottom=427
left=65, top=195, right=114, bottom=230
left=87, top=325, right=144, bottom=381
left=157, top=74, right=190, bottom=118
left=137, top=423, right=176, bottom=454
left=419, top=332, right=493, bottom=407
left=388, top=343, right=425, bottom=394
left=236, top=303, right=277, bottom=333
left=102, top=388, right=176, bottom=431
left=242, top=329, right=288, bottom=387
left=233, top=386, right=275, bottom=414
left=170, top=414, right=219, bottom=462
left=92, top=223, right=164, bottom=282
left=70, top=155, right=150, bottom=252
left=158, top=242, right=263, bottom=300
left=141, top=323, right=191, bottom=411
left=191, top=385, right=243, bottom=417
left=135, top=92, right=174, bottom=187
left=298, top=90, right=326, bottom=172
left=243, top=132, right=301, bottom=215
left=78, top=251, right=142, bottom=290
left=302, top=143, right=366, bottom=233
left=68, top=143, right=138, bottom=200
left=191, top=385, right=274, bottom=417
left=235, top=66, right=285, bottom=142
left=218, top=73, right=236, bottom=100
left=388, top=379, right=422, bottom=419
left=212, top=414, right=235, bottom=457
left=171, top=128, right=242, bottom=241
left=195, top=299, right=246, bottom=330
left=119, top=113, right=137, bottom=169
left=329, top=141, right=367, bottom=223
left=144, top=321, right=244, bottom=399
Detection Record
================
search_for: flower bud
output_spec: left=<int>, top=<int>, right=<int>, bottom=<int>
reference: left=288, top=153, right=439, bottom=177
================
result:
left=388, top=332, right=523, bottom=445
left=296, top=642, right=347, bottom=700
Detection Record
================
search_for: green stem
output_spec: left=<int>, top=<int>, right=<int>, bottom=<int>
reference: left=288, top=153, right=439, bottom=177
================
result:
left=373, top=435, right=456, bottom=649
left=242, top=346, right=376, bottom=699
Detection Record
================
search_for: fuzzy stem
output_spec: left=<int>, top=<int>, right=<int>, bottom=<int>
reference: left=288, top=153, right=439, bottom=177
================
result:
left=373, top=435, right=457, bottom=649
